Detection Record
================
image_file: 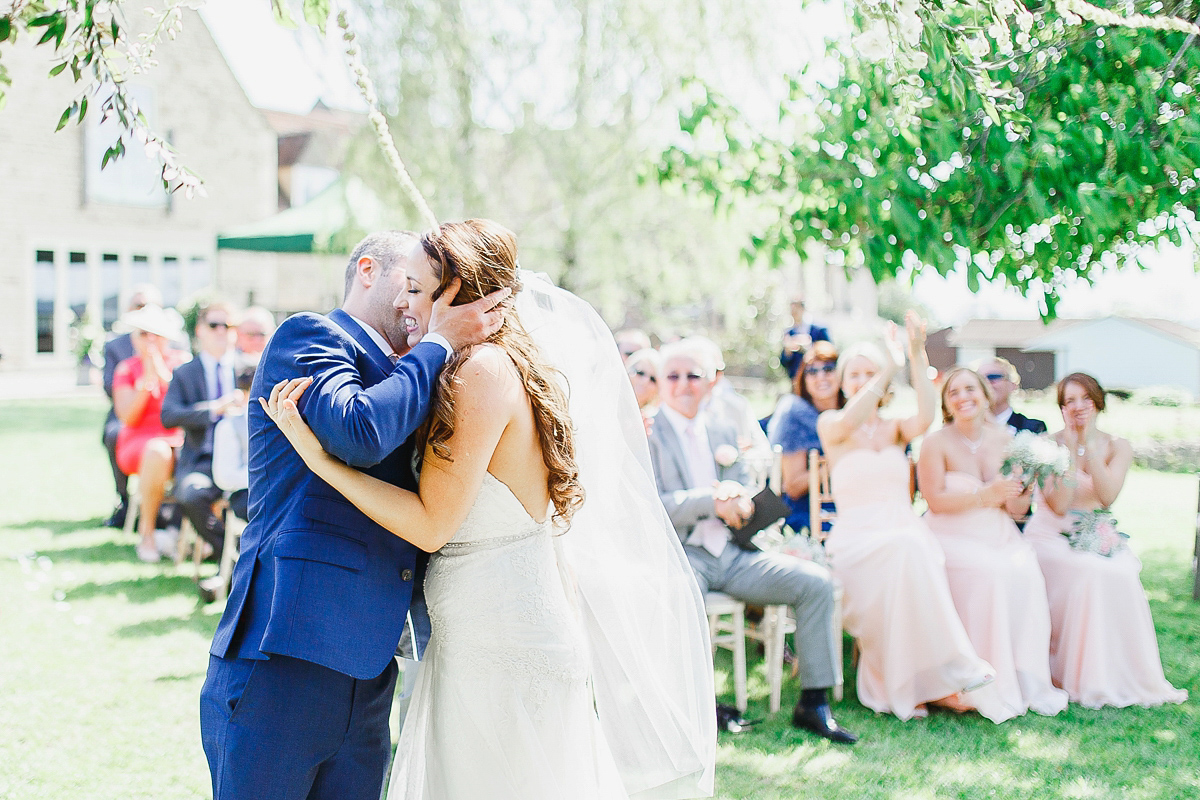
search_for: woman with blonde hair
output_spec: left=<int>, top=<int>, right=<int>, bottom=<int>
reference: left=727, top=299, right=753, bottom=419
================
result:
left=918, top=367, right=1068, bottom=719
left=262, top=219, right=714, bottom=799
left=818, top=314, right=1002, bottom=721
left=1025, top=372, right=1187, bottom=708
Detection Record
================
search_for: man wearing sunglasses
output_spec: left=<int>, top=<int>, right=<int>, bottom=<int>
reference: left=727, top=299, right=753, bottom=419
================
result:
left=647, top=338, right=855, bottom=744
left=162, top=301, right=247, bottom=562
left=978, top=357, right=1047, bottom=434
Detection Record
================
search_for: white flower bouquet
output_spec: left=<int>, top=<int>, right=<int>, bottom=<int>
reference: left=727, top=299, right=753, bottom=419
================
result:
left=1064, top=509, right=1130, bottom=557
left=776, top=527, right=830, bottom=569
left=1000, top=431, right=1070, bottom=490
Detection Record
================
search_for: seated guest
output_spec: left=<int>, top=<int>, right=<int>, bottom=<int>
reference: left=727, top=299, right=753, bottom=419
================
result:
left=111, top=304, right=190, bottom=562
left=102, top=284, right=163, bottom=528
left=625, top=347, right=661, bottom=411
left=1025, top=373, right=1187, bottom=708
left=918, top=367, right=1068, bottom=719
left=780, top=294, right=831, bottom=379
left=647, top=338, right=855, bottom=744
left=768, top=341, right=844, bottom=535
left=818, top=313, right=1005, bottom=721
left=212, top=366, right=256, bottom=522
left=161, top=301, right=245, bottom=561
left=979, top=357, right=1046, bottom=433
left=614, top=328, right=652, bottom=362
left=694, top=336, right=771, bottom=470
left=233, top=305, right=275, bottom=365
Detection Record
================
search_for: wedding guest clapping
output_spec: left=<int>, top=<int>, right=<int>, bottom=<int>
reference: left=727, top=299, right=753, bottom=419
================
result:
left=111, top=304, right=189, bottom=562
left=918, top=367, right=1068, bottom=718
left=818, top=313, right=1004, bottom=721
left=1024, top=373, right=1187, bottom=708
left=768, top=341, right=844, bottom=535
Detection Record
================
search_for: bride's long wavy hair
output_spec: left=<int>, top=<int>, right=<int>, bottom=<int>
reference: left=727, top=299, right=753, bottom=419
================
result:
left=417, top=219, right=584, bottom=527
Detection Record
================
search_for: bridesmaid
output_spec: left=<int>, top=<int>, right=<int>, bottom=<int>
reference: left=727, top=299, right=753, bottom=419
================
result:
left=818, top=313, right=1002, bottom=721
left=918, top=367, right=1068, bottom=718
left=1025, top=373, right=1187, bottom=708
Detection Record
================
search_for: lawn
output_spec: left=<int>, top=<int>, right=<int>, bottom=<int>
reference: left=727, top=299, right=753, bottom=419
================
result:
left=1, top=397, right=1197, bottom=799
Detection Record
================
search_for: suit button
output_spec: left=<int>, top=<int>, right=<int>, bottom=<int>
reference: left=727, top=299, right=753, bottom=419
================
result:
left=401, top=569, right=414, bottom=582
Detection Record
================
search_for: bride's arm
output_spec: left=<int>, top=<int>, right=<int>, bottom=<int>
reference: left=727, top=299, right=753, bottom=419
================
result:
left=264, top=351, right=517, bottom=552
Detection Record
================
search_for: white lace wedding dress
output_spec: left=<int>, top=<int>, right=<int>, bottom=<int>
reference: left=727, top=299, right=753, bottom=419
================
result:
left=386, top=471, right=628, bottom=800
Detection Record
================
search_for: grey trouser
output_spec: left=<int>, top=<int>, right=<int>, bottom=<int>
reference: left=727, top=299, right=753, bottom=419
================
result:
left=686, top=544, right=838, bottom=690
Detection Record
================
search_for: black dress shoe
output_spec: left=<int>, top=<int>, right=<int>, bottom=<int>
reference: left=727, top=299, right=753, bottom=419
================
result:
left=792, top=703, right=858, bottom=744
left=105, top=501, right=128, bottom=529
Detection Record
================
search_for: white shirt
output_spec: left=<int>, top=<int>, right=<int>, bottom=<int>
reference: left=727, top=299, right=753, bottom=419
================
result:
left=345, top=313, right=453, bottom=362
left=993, top=407, right=1014, bottom=429
left=199, top=351, right=236, bottom=420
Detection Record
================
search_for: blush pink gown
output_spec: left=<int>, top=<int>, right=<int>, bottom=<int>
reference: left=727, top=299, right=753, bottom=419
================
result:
left=924, top=473, right=1068, bottom=718
left=825, top=447, right=1007, bottom=721
left=1025, top=475, right=1187, bottom=709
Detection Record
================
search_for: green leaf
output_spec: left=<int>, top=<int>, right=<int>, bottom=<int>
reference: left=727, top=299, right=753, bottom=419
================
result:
left=48, top=61, right=68, bottom=78
left=303, top=0, right=331, bottom=33
left=77, top=95, right=87, bottom=124
left=55, top=104, right=73, bottom=132
left=271, top=0, right=298, bottom=29
left=0, top=17, right=10, bottom=41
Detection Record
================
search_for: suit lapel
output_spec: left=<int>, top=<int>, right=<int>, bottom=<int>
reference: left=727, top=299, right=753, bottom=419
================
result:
left=329, top=308, right=394, bottom=377
left=655, top=412, right=696, bottom=489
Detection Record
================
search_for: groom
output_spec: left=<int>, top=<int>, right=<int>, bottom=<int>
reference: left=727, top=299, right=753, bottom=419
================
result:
left=200, top=231, right=507, bottom=800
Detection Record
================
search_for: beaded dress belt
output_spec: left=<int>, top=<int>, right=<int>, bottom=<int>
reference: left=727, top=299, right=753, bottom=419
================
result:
left=437, top=525, right=545, bottom=556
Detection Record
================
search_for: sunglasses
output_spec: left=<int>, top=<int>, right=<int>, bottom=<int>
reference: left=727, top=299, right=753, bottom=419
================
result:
left=983, top=373, right=1006, bottom=382
left=804, top=363, right=837, bottom=376
left=206, top=321, right=230, bottom=330
left=665, top=372, right=705, bottom=383
left=630, top=369, right=657, bottom=383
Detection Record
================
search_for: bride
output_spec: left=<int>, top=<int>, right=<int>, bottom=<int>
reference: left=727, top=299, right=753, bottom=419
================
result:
left=261, top=219, right=714, bottom=800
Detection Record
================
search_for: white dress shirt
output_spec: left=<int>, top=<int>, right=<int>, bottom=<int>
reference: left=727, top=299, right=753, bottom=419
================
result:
left=661, top=405, right=729, bottom=557
left=345, top=313, right=453, bottom=362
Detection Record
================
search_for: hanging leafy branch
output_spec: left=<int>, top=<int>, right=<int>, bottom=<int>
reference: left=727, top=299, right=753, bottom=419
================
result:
left=658, top=1, right=1200, bottom=316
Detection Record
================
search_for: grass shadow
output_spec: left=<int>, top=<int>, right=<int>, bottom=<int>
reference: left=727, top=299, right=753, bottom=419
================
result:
left=116, top=607, right=221, bottom=639
left=3, top=517, right=108, bottom=536
left=30, top=541, right=136, bottom=565
left=66, top=574, right=199, bottom=603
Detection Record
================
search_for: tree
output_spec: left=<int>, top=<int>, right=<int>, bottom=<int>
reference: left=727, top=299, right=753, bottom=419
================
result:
left=657, top=1, right=1200, bottom=315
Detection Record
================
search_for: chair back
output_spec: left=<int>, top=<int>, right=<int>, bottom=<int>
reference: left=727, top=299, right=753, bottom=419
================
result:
left=807, top=449, right=836, bottom=541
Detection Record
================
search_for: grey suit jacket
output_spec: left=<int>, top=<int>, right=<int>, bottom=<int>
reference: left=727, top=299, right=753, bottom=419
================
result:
left=647, top=409, right=750, bottom=545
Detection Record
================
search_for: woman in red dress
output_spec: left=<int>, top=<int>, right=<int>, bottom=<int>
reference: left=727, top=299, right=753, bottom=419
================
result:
left=111, top=305, right=189, bottom=562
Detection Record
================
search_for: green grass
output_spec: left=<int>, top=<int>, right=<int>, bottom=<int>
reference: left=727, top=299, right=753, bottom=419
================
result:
left=1, top=397, right=1197, bottom=799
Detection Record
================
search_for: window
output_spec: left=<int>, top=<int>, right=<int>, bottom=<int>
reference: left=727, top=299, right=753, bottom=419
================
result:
left=131, top=254, right=150, bottom=288
left=68, top=252, right=89, bottom=322
left=189, top=256, right=212, bottom=294
left=101, top=254, right=121, bottom=330
left=161, top=256, right=180, bottom=307
left=35, top=251, right=56, bottom=353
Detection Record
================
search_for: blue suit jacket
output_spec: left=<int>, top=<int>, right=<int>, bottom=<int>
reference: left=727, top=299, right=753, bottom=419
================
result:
left=780, top=323, right=832, bottom=378
left=209, top=309, right=447, bottom=680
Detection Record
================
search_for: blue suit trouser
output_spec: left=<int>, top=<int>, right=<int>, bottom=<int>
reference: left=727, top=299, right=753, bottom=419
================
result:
left=200, top=652, right=398, bottom=800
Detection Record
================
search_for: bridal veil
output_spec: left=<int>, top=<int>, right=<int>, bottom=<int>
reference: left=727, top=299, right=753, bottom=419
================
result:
left=515, top=271, right=716, bottom=799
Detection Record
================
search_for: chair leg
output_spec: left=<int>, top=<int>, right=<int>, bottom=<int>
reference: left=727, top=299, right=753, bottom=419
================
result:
left=216, top=515, right=243, bottom=602
left=832, top=583, right=845, bottom=702
left=732, top=605, right=748, bottom=713
left=765, top=606, right=787, bottom=714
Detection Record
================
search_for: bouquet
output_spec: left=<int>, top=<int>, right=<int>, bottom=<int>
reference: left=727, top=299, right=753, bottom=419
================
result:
left=776, top=526, right=830, bottom=569
left=1064, top=509, right=1130, bottom=557
left=1000, top=431, right=1070, bottom=490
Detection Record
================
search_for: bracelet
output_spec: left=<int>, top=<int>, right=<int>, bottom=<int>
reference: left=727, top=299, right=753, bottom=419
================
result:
left=866, top=385, right=884, bottom=398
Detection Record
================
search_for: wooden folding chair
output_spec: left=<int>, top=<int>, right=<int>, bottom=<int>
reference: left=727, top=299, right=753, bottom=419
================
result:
left=704, top=592, right=748, bottom=713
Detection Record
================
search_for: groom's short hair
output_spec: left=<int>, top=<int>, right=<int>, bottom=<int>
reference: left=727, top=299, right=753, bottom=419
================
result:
left=344, top=231, right=419, bottom=299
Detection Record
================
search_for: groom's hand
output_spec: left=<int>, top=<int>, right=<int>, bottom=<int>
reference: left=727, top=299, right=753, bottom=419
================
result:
left=428, top=278, right=511, bottom=351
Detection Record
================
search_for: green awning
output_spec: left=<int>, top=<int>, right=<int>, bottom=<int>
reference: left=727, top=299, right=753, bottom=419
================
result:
left=217, top=176, right=400, bottom=254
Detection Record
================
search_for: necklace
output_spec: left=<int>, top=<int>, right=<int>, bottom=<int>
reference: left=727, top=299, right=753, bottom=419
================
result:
left=860, top=417, right=880, bottom=441
left=958, top=428, right=984, bottom=454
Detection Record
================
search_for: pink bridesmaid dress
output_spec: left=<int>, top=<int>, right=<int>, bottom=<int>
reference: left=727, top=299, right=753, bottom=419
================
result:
left=825, top=447, right=1006, bottom=721
left=1025, top=475, right=1187, bottom=709
left=924, top=473, right=1068, bottom=718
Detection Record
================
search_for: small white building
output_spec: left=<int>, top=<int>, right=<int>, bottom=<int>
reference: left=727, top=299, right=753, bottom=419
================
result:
left=1026, top=316, right=1200, bottom=398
